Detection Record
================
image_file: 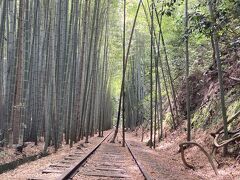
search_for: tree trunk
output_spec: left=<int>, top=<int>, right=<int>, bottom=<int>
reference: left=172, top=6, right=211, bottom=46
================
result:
left=208, top=0, right=228, bottom=155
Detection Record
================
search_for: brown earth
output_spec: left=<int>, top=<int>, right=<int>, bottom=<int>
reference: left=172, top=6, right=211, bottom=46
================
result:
left=0, top=142, right=50, bottom=165
left=0, top=130, right=111, bottom=180
left=132, top=122, right=240, bottom=180
left=0, top=128, right=239, bottom=179
left=176, top=52, right=240, bottom=117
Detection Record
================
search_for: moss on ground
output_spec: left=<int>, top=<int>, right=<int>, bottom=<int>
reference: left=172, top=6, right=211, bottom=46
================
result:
left=191, top=86, right=240, bottom=129
left=164, top=112, right=174, bottom=128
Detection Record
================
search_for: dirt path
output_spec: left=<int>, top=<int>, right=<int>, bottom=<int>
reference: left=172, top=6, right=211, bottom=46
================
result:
left=126, top=129, right=240, bottom=180
left=1, top=129, right=239, bottom=180
left=126, top=133, right=197, bottom=180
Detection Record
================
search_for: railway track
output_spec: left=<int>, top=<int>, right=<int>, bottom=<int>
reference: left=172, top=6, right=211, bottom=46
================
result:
left=29, top=130, right=151, bottom=180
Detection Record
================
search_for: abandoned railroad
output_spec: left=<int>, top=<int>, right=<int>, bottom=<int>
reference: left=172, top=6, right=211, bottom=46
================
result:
left=0, top=0, right=240, bottom=179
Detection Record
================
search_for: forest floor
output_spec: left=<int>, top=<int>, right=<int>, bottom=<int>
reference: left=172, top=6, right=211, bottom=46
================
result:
left=0, top=128, right=239, bottom=179
left=0, top=130, right=111, bottom=180
left=0, top=142, right=48, bottom=165
left=126, top=133, right=195, bottom=180
left=132, top=122, right=240, bottom=180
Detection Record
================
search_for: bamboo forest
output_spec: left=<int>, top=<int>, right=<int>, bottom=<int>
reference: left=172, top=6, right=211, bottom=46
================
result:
left=0, top=0, right=240, bottom=179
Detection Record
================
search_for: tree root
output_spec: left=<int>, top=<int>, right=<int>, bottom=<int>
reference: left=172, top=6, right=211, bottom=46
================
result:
left=211, top=127, right=240, bottom=157
left=214, top=132, right=240, bottom=148
left=110, top=129, right=118, bottom=143
left=229, top=76, right=240, bottom=82
left=179, top=141, right=218, bottom=175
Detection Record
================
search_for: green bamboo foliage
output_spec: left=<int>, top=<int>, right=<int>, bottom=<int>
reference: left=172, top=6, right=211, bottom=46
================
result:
left=125, top=32, right=145, bottom=130
left=0, top=0, right=113, bottom=151
left=1, top=0, right=234, bottom=155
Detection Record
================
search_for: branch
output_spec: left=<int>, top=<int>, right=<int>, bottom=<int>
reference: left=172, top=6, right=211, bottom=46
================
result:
left=214, top=133, right=240, bottom=148
left=179, top=142, right=218, bottom=175
left=229, top=76, right=240, bottom=82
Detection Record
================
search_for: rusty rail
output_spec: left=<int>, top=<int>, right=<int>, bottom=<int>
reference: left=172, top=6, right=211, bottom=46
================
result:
left=125, top=140, right=152, bottom=180
left=57, top=131, right=113, bottom=180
